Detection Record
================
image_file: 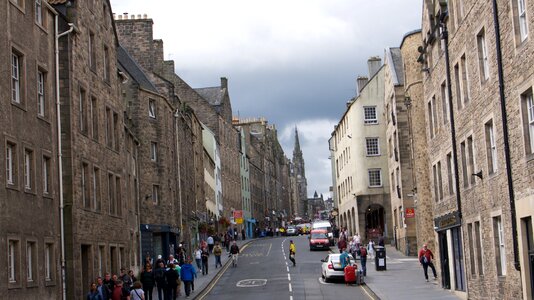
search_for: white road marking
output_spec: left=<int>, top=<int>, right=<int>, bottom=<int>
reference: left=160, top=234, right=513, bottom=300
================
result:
left=288, top=273, right=291, bottom=281
left=289, top=283, right=292, bottom=292
left=290, top=296, right=293, bottom=300
left=286, top=266, right=289, bottom=272
left=266, top=243, right=272, bottom=257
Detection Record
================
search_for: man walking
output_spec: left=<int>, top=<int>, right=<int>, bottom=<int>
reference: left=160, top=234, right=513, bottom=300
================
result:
left=289, top=240, right=296, bottom=267
left=418, top=244, right=438, bottom=282
left=207, top=235, right=214, bottom=253
left=180, top=258, right=196, bottom=298
left=213, top=242, right=223, bottom=268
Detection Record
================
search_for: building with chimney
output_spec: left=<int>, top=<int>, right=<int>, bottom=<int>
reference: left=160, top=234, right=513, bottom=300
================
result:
left=330, top=57, right=392, bottom=242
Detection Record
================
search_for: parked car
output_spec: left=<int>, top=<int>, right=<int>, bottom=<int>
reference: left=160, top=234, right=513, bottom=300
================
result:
left=309, top=229, right=330, bottom=250
left=320, top=253, right=357, bottom=282
left=286, top=225, right=298, bottom=236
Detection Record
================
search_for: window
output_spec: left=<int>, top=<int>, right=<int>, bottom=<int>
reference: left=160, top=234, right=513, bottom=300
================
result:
left=522, top=91, right=534, bottom=154
left=447, top=152, right=455, bottom=195
left=43, top=156, right=51, bottom=194
left=365, top=137, right=380, bottom=156
left=363, top=106, right=378, bottom=124
left=454, top=63, right=462, bottom=110
left=82, top=162, right=90, bottom=208
left=150, top=142, right=157, bottom=161
left=428, top=97, right=437, bottom=138
left=24, top=149, right=34, bottom=190
left=113, top=112, right=119, bottom=151
left=485, top=120, right=498, bottom=174
left=12, top=52, right=21, bottom=103
left=103, top=46, right=110, bottom=81
left=475, top=221, right=484, bottom=275
left=79, top=88, right=87, bottom=133
left=6, top=143, right=16, bottom=185
left=441, top=81, right=449, bottom=124
left=26, top=241, right=36, bottom=282
left=477, top=29, right=489, bottom=81
left=433, top=164, right=438, bottom=202
left=44, top=243, right=52, bottom=281
left=8, top=240, right=19, bottom=283
left=93, top=167, right=100, bottom=211
left=98, top=245, right=105, bottom=277
left=89, top=32, right=96, bottom=70
left=518, top=0, right=528, bottom=41
left=460, top=55, right=470, bottom=105
left=37, top=70, right=45, bottom=117
left=368, top=169, right=382, bottom=187
left=91, top=97, right=98, bottom=140
left=115, top=177, right=121, bottom=215
left=493, top=216, right=506, bottom=276
left=468, top=223, right=476, bottom=275
left=148, top=99, right=156, bottom=118
left=437, top=161, right=443, bottom=200
left=152, top=184, right=159, bottom=204
left=467, top=136, right=476, bottom=185
left=35, top=0, right=43, bottom=25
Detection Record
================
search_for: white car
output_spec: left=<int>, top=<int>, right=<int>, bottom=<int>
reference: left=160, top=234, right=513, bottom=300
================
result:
left=320, top=253, right=357, bottom=282
left=286, top=226, right=298, bottom=236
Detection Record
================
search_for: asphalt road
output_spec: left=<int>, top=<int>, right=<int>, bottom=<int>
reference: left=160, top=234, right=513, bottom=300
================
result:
left=200, top=235, right=374, bottom=300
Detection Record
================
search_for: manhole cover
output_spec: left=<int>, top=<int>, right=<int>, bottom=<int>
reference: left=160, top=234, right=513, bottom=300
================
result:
left=236, top=279, right=268, bottom=287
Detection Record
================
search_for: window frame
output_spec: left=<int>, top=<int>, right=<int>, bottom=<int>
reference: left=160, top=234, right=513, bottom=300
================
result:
left=518, top=0, right=528, bottom=42
left=150, top=142, right=158, bottom=162
left=35, top=0, right=43, bottom=25
left=485, top=120, right=498, bottom=174
left=23, top=148, right=34, bottom=191
left=42, top=155, right=51, bottom=195
left=493, top=216, right=507, bottom=276
left=363, top=106, right=378, bottom=125
left=477, top=29, right=490, bottom=82
left=148, top=99, right=157, bottom=119
left=368, top=169, right=382, bottom=187
left=12, top=52, right=22, bottom=104
left=365, top=137, right=380, bottom=156
left=37, top=70, right=45, bottom=117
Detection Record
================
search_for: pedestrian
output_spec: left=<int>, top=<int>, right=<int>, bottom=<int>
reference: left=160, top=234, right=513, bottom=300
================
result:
left=111, top=280, right=130, bottom=300
left=96, top=277, right=110, bottom=300
left=354, top=233, right=361, bottom=253
left=140, top=265, right=155, bottom=300
left=289, top=240, right=296, bottom=267
left=194, top=247, right=202, bottom=272
left=128, top=270, right=137, bottom=285
left=359, top=244, right=368, bottom=276
left=378, top=235, right=385, bottom=247
left=339, top=248, right=350, bottom=269
left=176, top=245, right=186, bottom=266
left=213, top=242, right=223, bottom=268
left=180, top=258, right=197, bottom=298
left=332, top=225, right=340, bottom=244
left=154, top=261, right=166, bottom=300
left=367, top=240, right=375, bottom=259
left=166, top=255, right=178, bottom=266
left=337, top=237, right=347, bottom=253
left=120, top=268, right=133, bottom=292
left=229, top=241, right=240, bottom=267
left=103, top=273, right=115, bottom=299
left=164, top=263, right=179, bottom=300
left=87, top=282, right=103, bottom=300
left=201, top=247, right=210, bottom=275
left=129, top=281, right=145, bottom=300
left=225, top=232, right=231, bottom=252
left=207, top=235, right=214, bottom=253
left=144, top=254, right=153, bottom=269
left=155, top=255, right=165, bottom=269
left=233, top=228, right=238, bottom=240
left=418, top=244, right=438, bottom=282
left=241, top=228, right=246, bottom=240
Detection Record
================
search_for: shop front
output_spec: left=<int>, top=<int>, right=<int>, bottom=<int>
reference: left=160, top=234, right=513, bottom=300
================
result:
left=434, top=212, right=465, bottom=293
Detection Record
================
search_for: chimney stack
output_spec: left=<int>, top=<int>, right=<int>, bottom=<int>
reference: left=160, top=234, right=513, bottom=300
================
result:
left=356, top=76, right=369, bottom=94
left=221, top=77, right=228, bottom=89
left=123, top=12, right=128, bottom=19
left=367, top=56, right=382, bottom=78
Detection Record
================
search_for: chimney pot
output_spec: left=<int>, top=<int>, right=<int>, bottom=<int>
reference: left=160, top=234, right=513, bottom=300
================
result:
left=356, top=76, right=369, bottom=94
left=143, top=14, right=148, bottom=19
left=131, top=15, right=135, bottom=19
left=123, top=12, right=128, bottom=18
left=137, top=14, right=142, bottom=19
left=221, top=77, right=228, bottom=89
left=117, top=15, right=122, bottom=20
left=367, top=56, right=382, bottom=78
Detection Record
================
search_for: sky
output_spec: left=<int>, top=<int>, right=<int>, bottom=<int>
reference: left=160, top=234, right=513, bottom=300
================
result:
left=110, top=0, right=423, bottom=199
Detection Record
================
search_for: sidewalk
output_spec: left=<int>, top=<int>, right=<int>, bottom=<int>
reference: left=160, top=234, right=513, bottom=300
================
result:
left=150, top=238, right=255, bottom=299
left=363, top=245, right=461, bottom=300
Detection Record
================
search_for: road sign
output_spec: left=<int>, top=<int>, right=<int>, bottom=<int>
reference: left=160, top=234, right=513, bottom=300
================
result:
left=233, top=210, right=243, bottom=219
left=405, top=207, right=415, bottom=218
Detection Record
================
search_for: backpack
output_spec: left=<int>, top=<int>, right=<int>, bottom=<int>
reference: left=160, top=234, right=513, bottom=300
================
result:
left=360, top=246, right=367, bottom=257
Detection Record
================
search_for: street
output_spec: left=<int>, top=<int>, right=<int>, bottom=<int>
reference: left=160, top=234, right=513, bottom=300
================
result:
left=200, top=236, right=372, bottom=300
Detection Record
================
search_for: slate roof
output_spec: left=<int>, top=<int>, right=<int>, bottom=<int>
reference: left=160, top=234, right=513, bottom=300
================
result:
left=195, top=87, right=224, bottom=106
left=386, top=47, right=404, bottom=86
left=117, top=45, right=158, bottom=93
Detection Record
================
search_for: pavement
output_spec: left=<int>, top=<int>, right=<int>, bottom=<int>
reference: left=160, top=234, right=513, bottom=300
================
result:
left=361, top=245, right=461, bottom=300
left=155, top=239, right=462, bottom=300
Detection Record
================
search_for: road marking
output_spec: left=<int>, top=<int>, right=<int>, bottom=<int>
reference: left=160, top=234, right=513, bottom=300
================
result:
left=236, top=279, right=268, bottom=287
left=267, top=243, right=272, bottom=256
left=290, top=296, right=293, bottom=300
left=289, top=283, right=292, bottom=292
left=287, top=273, right=291, bottom=281
left=286, top=266, right=289, bottom=272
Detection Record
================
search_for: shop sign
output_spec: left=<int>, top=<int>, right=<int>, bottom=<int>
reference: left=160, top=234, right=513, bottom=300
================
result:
left=405, top=208, right=415, bottom=218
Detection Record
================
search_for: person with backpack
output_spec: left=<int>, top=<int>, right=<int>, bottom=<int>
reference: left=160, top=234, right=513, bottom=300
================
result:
left=213, top=242, right=223, bottom=268
left=140, top=265, right=155, bottom=300
left=418, top=244, right=438, bottom=282
left=359, top=244, right=368, bottom=276
left=119, top=268, right=133, bottom=292
left=154, top=262, right=166, bottom=300
left=129, top=281, right=145, bottom=300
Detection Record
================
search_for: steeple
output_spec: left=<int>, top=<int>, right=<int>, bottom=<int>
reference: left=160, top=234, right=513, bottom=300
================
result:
left=293, top=126, right=302, bottom=155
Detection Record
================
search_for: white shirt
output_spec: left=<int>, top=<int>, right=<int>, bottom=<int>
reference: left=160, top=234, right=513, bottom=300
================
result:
left=130, top=288, right=145, bottom=300
left=207, top=236, right=214, bottom=245
left=195, top=249, right=202, bottom=259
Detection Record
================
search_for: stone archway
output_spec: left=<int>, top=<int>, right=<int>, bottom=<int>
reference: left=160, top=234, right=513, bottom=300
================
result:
left=365, top=204, right=385, bottom=241
left=351, top=207, right=356, bottom=236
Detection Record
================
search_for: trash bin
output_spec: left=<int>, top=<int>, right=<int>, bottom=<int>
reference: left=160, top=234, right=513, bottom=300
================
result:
left=375, top=246, right=386, bottom=271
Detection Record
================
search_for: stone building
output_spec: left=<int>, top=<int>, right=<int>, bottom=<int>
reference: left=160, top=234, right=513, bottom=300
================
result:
left=419, top=0, right=533, bottom=298
left=1, top=1, right=61, bottom=298
left=330, top=57, right=392, bottom=242
left=292, top=128, right=308, bottom=218
left=383, top=30, right=428, bottom=256
left=49, top=1, right=141, bottom=298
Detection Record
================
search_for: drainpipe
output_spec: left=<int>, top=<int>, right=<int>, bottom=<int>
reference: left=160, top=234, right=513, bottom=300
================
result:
left=491, top=0, right=520, bottom=271
left=55, top=17, right=76, bottom=300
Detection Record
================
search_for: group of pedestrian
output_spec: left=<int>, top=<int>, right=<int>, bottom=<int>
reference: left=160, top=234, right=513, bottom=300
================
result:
left=86, top=270, right=143, bottom=300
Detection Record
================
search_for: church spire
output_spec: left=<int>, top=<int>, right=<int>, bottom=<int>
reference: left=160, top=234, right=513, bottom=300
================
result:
left=294, top=126, right=302, bottom=155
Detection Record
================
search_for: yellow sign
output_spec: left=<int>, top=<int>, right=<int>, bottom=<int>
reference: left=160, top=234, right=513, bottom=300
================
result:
left=236, top=218, right=243, bottom=224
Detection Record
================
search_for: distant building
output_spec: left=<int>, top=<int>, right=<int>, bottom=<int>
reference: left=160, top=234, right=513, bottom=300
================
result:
left=292, top=128, right=308, bottom=218
left=307, top=191, right=326, bottom=219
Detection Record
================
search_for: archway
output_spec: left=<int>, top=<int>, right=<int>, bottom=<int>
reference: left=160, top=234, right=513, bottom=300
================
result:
left=351, top=207, right=356, bottom=236
left=347, top=210, right=352, bottom=236
left=365, top=204, right=385, bottom=241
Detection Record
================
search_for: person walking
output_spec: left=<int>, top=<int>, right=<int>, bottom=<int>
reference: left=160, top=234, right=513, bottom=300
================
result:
left=103, top=273, right=115, bottom=299
left=164, top=264, right=179, bottom=300
left=201, top=247, right=210, bottom=275
left=213, top=242, right=223, bottom=268
left=129, top=281, right=145, bottom=300
left=180, top=258, right=197, bottom=298
left=194, top=247, right=202, bottom=272
left=289, top=240, right=296, bottom=267
left=418, top=244, right=438, bottom=282
left=359, top=244, right=368, bottom=276
left=230, top=241, right=240, bottom=267
left=111, top=280, right=130, bottom=300
left=97, top=277, right=110, bottom=300
left=139, top=265, right=155, bottom=300
left=207, top=235, right=214, bottom=253
left=367, top=240, right=375, bottom=259
left=87, top=282, right=103, bottom=300
left=154, top=262, right=166, bottom=300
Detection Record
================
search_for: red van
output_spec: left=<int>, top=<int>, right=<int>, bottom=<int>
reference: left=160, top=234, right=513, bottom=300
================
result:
left=309, top=229, right=330, bottom=250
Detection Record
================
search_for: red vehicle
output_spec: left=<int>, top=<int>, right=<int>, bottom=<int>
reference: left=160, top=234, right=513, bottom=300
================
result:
left=309, top=229, right=330, bottom=250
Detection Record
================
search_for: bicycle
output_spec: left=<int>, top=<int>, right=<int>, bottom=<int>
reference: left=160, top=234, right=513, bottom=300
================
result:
left=231, top=253, right=238, bottom=267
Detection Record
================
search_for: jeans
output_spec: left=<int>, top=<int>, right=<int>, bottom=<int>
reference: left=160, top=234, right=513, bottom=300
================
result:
left=164, top=286, right=177, bottom=300
left=195, top=258, right=202, bottom=270
left=157, top=286, right=164, bottom=300
left=202, top=259, right=209, bottom=275
left=143, top=287, right=153, bottom=300
left=360, top=256, right=367, bottom=276
left=422, top=262, right=437, bottom=280
left=183, top=281, right=192, bottom=296
left=215, top=255, right=222, bottom=268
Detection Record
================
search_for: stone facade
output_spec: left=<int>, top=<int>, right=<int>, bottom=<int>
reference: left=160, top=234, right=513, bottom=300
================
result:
left=292, top=128, right=308, bottom=218
left=1, top=1, right=61, bottom=298
left=420, top=0, right=529, bottom=298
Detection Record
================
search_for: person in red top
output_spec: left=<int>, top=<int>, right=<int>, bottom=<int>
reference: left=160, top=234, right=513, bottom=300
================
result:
left=418, top=244, right=437, bottom=282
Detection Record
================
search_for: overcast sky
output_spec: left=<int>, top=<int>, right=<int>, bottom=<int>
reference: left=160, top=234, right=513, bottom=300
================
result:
left=111, top=0, right=423, bottom=199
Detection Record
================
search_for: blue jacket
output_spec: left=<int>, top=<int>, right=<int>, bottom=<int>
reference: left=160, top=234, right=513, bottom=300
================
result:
left=180, top=263, right=196, bottom=281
